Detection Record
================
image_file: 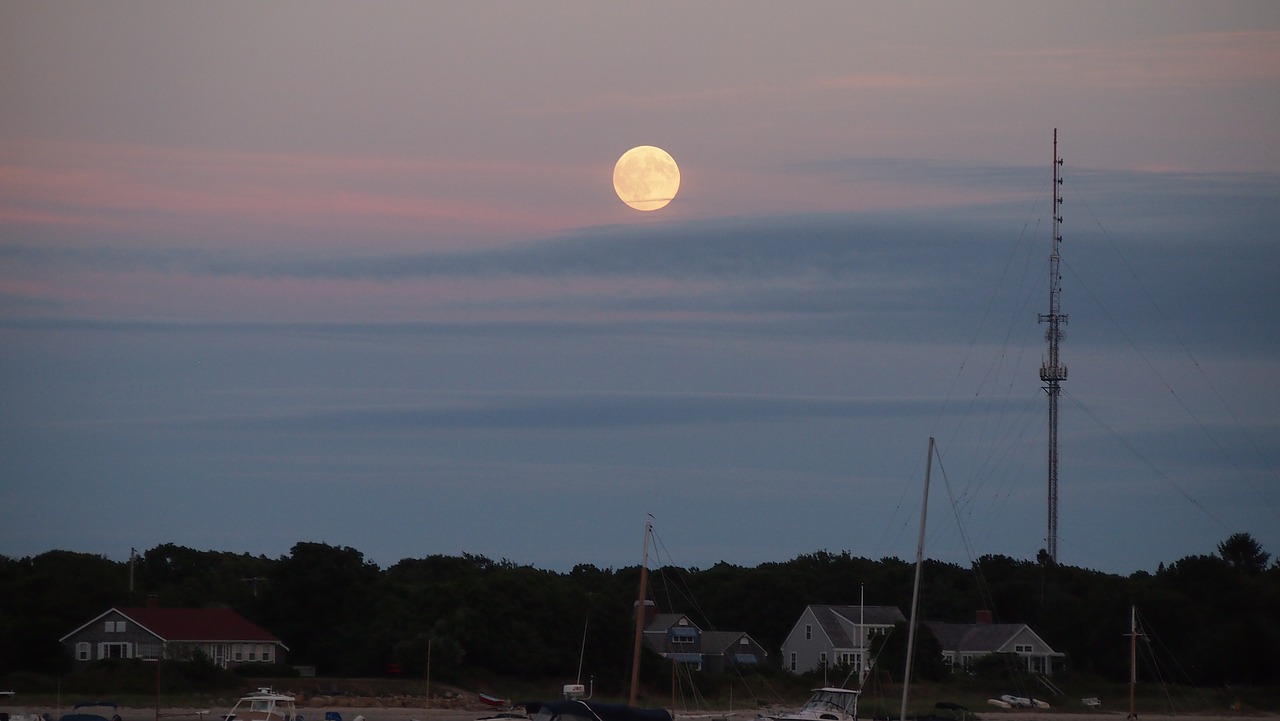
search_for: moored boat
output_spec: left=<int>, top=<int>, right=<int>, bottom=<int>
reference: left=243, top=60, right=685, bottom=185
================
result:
left=59, top=702, right=120, bottom=721
left=765, top=688, right=859, bottom=721
left=479, top=694, right=512, bottom=709
left=2, top=691, right=50, bottom=721
left=221, top=688, right=299, bottom=721
left=525, top=701, right=670, bottom=721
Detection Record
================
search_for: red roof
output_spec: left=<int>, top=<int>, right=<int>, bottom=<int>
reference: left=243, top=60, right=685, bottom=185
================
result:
left=117, top=607, right=280, bottom=643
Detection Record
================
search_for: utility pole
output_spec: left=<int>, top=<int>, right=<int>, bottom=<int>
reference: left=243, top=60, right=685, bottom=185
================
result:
left=1038, top=129, right=1068, bottom=563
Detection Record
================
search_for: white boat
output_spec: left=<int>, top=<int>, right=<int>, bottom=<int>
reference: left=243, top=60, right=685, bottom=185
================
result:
left=766, top=688, right=859, bottom=721
left=221, top=689, right=300, bottom=721
left=2, top=691, right=49, bottom=721
left=993, top=695, right=1048, bottom=710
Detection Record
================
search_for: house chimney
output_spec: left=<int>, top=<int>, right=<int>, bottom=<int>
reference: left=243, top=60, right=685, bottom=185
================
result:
left=975, top=609, right=992, bottom=624
left=147, top=594, right=160, bottom=608
left=634, top=599, right=657, bottom=629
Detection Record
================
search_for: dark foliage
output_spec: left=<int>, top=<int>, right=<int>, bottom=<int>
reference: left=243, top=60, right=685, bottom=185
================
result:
left=1, top=534, right=1277, bottom=689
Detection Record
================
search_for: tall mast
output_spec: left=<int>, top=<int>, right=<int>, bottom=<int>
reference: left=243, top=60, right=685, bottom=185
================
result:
left=1038, top=129, right=1068, bottom=563
left=899, top=437, right=934, bottom=721
left=1127, top=605, right=1138, bottom=720
left=629, top=519, right=652, bottom=707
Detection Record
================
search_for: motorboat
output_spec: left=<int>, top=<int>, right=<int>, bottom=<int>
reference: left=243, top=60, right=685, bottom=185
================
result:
left=59, top=702, right=119, bottom=721
left=222, top=689, right=300, bottom=721
left=766, top=688, right=859, bottom=721
left=525, top=701, right=670, bottom=721
left=479, top=694, right=512, bottom=709
left=2, top=691, right=49, bottom=721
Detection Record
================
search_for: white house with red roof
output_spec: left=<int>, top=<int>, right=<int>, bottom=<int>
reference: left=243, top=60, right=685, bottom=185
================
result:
left=60, top=602, right=287, bottom=669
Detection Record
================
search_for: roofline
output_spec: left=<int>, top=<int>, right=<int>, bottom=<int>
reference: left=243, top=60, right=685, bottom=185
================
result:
left=60, top=607, right=284, bottom=645
left=59, top=607, right=156, bottom=643
left=781, top=606, right=840, bottom=648
left=827, top=606, right=903, bottom=625
left=925, top=621, right=1062, bottom=656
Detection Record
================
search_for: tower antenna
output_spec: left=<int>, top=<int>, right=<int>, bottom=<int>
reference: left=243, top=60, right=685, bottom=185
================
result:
left=1038, top=129, right=1068, bottom=563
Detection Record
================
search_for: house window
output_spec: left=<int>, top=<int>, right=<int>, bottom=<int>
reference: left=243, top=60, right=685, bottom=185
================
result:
left=137, top=642, right=161, bottom=660
left=805, top=624, right=812, bottom=640
left=670, top=627, right=698, bottom=644
left=738, top=637, right=749, bottom=645
left=838, top=652, right=861, bottom=672
left=248, top=647, right=257, bottom=661
left=789, top=653, right=797, bottom=671
left=262, top=646, right=273, bottom=662
left=1015, top=644, right=1032, bottom=653
left=820, top=652, right=828, bottom=667
left=76, top=642, right=91, bottom=661
left=104, top=620, right=125, bottom=633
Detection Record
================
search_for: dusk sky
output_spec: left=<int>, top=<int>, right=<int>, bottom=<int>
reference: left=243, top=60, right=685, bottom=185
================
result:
left=3, top=2, right=1278, bottom=580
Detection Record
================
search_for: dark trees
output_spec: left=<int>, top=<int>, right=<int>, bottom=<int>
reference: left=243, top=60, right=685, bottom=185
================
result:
left=2, top=533, right=1276, bottom=687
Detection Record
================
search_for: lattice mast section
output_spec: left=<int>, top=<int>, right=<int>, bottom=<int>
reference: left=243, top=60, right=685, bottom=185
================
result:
left=1038, top=129, right=1068, bottom=563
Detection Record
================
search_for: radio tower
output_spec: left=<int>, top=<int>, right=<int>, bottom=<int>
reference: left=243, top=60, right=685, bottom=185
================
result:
left=1038, top=129, right=1068, bottom=563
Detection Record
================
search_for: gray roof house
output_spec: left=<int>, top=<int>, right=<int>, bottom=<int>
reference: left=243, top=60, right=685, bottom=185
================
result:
left=925, top=610, right=1064, bottom=676
left=781, top=605, right=1063, bottom=679
left=779, top=604, right=906, bottom=678
left=641, top=609, right=768, bottom=674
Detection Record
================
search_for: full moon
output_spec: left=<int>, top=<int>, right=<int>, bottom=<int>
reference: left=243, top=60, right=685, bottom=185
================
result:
left=613, top=145, right=680, bottom=211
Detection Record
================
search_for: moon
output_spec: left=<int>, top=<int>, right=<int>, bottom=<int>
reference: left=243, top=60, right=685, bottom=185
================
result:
left=613, top=145, right=680, bottom=211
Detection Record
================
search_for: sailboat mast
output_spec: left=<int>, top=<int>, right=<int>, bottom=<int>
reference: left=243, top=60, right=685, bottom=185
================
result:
left=1039, top=129, right=1068, bottom=563
left=1128, top=605, right=1138, bottom=720
left=899, top=437, right=934, bottom=721
left=629, top=519, right=653, bottom=707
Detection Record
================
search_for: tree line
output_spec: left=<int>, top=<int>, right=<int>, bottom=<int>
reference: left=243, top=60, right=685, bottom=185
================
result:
left=1, top=533, right=1276, bottom=692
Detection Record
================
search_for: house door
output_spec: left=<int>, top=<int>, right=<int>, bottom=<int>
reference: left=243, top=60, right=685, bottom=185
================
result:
left=100, top=642, right=130, bottom=659
left=214, top=644, right=228, bottom=668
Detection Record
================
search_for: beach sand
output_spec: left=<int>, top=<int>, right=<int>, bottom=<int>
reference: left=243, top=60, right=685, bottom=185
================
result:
left=7, top=707, right=1269, bottom=721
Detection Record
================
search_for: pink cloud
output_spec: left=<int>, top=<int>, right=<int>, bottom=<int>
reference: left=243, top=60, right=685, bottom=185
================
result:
left=984, top=30, right=1280, bottom=90
left=0, top=139, right=611, bottom=246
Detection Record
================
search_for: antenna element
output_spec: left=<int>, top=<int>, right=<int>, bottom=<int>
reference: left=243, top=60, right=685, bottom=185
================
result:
left=1038, top=129, right=1068, bottom=563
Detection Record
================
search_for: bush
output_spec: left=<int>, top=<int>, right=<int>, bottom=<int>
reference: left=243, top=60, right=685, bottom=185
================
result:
left=233, top=664, right=299, bottom=679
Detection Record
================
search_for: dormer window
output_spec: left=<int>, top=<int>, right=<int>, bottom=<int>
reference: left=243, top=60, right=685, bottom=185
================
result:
left=670, top=626, right=698, bottom=644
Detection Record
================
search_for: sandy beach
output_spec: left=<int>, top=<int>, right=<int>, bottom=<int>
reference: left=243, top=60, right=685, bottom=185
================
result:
left=6, top=706, right=1270, bottom=721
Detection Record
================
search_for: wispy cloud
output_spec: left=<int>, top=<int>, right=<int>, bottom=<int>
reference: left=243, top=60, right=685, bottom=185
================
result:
left=0, top=139, right=596, bottom=239
left=177, top=391, right=946, bottom=435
